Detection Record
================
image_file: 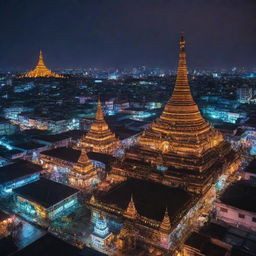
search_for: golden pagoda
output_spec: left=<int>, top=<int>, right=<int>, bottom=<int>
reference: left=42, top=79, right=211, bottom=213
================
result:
left=69, top=149, right=98, bottom=189
left=20, top=50, right=64, bottom=78
left=109, top=34, right=237, bottom=193
left=123, top=195, right=137, bottom=219
left=79, top=97, right=120, bottom=154
left=126, top=34, right=226, bottom=172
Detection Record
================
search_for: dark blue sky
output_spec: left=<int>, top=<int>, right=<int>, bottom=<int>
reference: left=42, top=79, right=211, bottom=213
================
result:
left=0, top=0, right=255, bottom=70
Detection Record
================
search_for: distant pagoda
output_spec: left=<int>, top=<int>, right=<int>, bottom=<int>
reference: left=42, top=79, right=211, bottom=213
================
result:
left=69, top=149, right=98, bottom=189
left=79, top=97, right=120, bottom=155
left=20, top=50, right=63, bottom=78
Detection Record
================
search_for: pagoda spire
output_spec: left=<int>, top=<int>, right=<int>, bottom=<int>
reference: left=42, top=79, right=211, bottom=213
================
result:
left=160, top=208, right=171, bottom=232
left=169, top=32, right=195, bottom=106
left=96, top=96, right=104, bottom=120
left=124, top=195, right=137, bottom=219
left=77, top=149, right=91, bottom=165
left=37, top=50, right=46, bottom=67
left=90, top=194, right=96, bottom=204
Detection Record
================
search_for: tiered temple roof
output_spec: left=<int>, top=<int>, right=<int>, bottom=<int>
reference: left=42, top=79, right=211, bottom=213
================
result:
left=69, top=149, right=98, bottom=189
left=20, top=50, right=63, bottom=78
left=79, top=98, right=120, bottom=154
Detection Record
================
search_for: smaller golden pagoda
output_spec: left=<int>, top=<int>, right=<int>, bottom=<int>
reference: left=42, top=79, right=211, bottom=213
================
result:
left=79, top=97, right=120, bottom=154
left=69, top=149, right=98, bottom=189
left=20, top=50, right=63, bottom=78
left=159, top=209, right=172, bottom=249
left=123, top=195, right=137, bottom=219
left=160, top=209, right=171, bottom=232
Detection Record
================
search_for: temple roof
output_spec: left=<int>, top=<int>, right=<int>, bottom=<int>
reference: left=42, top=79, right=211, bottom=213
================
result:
left=96, top=178, right=194, bottom=222
left=14, top=178, right=79, bottom=208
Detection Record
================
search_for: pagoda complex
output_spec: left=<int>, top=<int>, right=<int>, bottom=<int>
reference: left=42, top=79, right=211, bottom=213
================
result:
left=109, top=34, right=237, bottom=194
left=69, top=149, right=98, bottom=190
left=79, top=98, right=120, bottom=155
left=88, top=35, right=240, bottom=254
left=20, top=50, right=64, bottom=78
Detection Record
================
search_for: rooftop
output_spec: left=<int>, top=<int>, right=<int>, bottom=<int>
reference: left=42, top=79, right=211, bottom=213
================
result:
left=185, top=232, right=228, bottom=256
left=14, top=142, right=46, bottom=150
left=87, top=151, right=116, bottom=166
left=200, top=222, right=256, bottom=255
left=0, top=209, right=10, bottom=222
left=12, top=233, right=106, bottom=256
left=41, top=147, right=81, bottom=163
left=35, top=130, right=84, bottom=143
left=0, top=236, right=17, bottom=256
left=220, top=181, right=256, bottom=213
left=244, top=159, right=256, bottom=174
left=96, top=178, right=193, bottom=222
left=14, top=178, right=79, bottom=209
left=0, top=160, right=42, bottom=185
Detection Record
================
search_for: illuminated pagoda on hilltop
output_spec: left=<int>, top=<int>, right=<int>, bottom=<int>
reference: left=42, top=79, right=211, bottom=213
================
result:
left=69, top=149, right=99, bottom=190
left=20, top=50, right=64, bottom=78
left=110, top=34, right=238, bottom=194
left=79, top=97, right=120, bottom=155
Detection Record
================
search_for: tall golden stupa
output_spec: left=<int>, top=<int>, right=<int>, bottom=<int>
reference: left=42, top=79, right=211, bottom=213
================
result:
left=110, top=34, right=236, bottom=193
left=79, top=97, right=120, bottom=155
left=20, top=50, right=64, bottom=78
left=137, top=34, right=224, bottom=171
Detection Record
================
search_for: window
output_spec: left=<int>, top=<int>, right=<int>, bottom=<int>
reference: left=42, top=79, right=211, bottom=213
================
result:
left=252, top=217, right=256, bottom=223
left=238, top=213, right=245, bottom=219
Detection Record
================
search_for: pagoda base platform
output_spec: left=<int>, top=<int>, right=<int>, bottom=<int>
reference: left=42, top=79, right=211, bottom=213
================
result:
left=109, top=143, right=239, bottom=194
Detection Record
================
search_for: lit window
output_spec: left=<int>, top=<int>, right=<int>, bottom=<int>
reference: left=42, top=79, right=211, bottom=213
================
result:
left=220, top=207, right=228, bottom=213
left=238, top=213, right=245, bottom=219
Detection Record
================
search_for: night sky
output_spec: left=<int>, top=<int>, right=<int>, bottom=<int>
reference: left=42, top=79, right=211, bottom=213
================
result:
left=0, top=0, right=255, bottom=70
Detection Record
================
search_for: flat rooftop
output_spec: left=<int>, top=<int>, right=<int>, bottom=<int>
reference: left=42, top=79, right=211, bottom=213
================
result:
left=113, top=127, right=140, bottom=139
left=96, top=178, right=193, bottom=222
left=245, top=159, right=256, bottom=174
left=87, top=151, right=116, bottom=166
left=185, top=232, right=228, bottom=256
left=12, top=233, right=106, bottom=256
left=220, top=181, right=256, bottom=213
left=41, top=147, right=81, bottom=163
left=0, top=209, right=10, bottom=222
left=200, top=222, right=256, bottom=255
left=35, top=130, right=84, bottom=143
left=0, top=236, right=17, bottom=256
left=0, top=160, right=42, bottom=185
left=14, top=178, right=79, bottom=209
left=14, top=142, right=46, bottom=150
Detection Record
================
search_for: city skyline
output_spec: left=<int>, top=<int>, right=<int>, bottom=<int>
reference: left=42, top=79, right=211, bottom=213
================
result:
left=0, top=0, right=255, bottom=70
